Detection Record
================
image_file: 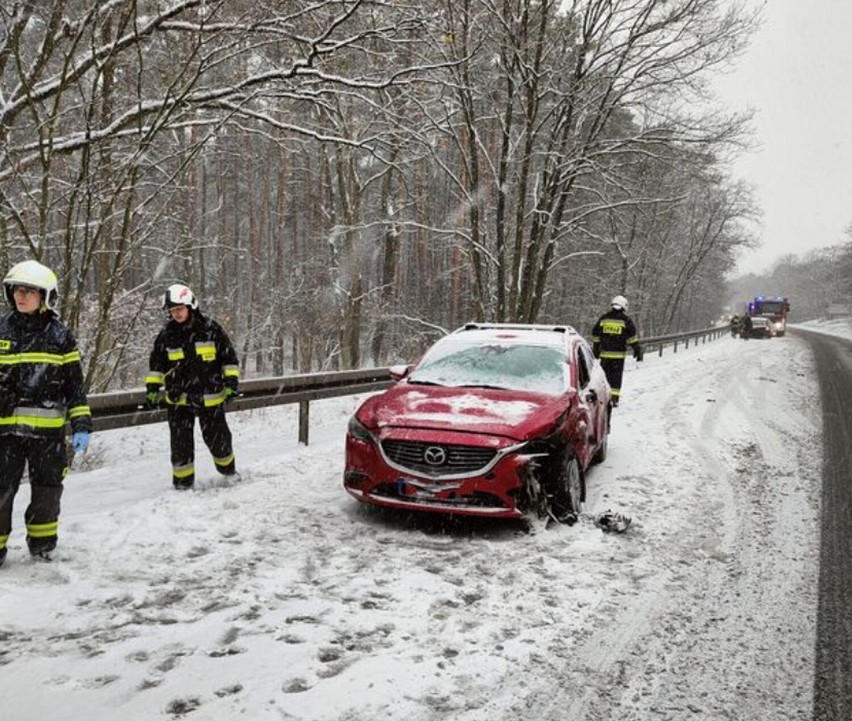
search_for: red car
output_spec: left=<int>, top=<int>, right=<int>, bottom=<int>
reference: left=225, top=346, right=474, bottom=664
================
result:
left=344, top=323, right=611, bottom=523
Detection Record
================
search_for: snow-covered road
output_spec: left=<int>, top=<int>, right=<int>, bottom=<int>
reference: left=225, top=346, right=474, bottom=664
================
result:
left=0, top=329, right=832, bottom=720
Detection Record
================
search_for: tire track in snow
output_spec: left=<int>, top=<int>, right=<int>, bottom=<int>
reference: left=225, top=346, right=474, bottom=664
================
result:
left=528, top=342, right=747, bottom=720
left=524, top=338, right=818, bottom=721
left=607, top=337, right=819, bottom=721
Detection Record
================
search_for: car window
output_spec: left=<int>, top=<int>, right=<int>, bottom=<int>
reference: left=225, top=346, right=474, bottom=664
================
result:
left=576, top=345, right=592, bottom=389
left=409, top=343, right=568, bottom=394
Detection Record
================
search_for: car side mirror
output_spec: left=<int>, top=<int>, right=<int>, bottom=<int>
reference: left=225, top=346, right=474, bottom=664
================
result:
left=389, top=364, right=411, bottom=381
left=585, top=388, right=598, bottom=404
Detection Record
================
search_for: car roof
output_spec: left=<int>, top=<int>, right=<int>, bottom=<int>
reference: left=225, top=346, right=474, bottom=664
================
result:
left=447, top=322, right=580, bottom=349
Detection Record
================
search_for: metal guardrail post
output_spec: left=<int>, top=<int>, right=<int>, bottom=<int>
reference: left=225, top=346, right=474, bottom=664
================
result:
left=298, top=400, right=310, bottom=445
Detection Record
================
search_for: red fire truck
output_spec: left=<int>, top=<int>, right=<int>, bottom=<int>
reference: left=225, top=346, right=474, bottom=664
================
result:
left=748, top=295, right=790, bottom=337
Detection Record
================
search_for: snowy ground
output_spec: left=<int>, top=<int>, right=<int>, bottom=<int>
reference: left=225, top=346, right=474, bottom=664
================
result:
left=1, top=320, right=849, bottom=720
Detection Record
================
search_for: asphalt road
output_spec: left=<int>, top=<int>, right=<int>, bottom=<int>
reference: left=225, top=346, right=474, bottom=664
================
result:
left=798, top=329, right=852, bottom=721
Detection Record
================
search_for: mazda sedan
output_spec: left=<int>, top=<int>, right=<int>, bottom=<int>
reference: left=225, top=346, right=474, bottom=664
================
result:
left=343, top=323, right=611, bottom=523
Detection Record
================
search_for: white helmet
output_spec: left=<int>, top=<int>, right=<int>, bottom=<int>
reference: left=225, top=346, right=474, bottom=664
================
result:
left=611, top=295, right=628, bottom=311
left=4, top=260, right=59, bottom=309
left=163, top=283, right=198, bottom=311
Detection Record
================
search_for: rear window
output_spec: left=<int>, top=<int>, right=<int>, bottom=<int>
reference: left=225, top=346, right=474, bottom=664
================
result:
left=409, top=342, right=568, bottom=395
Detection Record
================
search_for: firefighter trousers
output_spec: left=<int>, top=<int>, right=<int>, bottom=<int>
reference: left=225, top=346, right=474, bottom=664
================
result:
left=600, top=358, right=626, bottom=403
left=167, top=405, right=235, bottom=488
left=0, top=434, right=67, bottom=556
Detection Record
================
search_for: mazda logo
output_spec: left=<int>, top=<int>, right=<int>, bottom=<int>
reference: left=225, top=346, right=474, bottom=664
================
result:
left=423, top=446, right=447, bottom=466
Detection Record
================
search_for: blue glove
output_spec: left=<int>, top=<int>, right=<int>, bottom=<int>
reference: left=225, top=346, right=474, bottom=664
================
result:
left=72, top=431, right=90, bottom=454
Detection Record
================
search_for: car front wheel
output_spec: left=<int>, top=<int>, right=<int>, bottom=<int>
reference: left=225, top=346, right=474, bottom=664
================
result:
left=550, top=450, right=584, bottom=523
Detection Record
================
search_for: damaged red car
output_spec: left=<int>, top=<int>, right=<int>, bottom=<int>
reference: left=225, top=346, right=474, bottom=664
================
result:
left=343, top=323, right=611, bottom=523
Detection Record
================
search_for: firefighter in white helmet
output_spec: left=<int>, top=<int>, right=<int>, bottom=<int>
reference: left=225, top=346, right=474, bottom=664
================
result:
left=0, top=260, right=92, bottom=566
left=591, top=295, right=643, bottom=407
left=145, top=283, right=240, bottom=490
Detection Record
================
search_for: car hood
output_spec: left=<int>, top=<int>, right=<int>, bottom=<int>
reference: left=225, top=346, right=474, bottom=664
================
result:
left=357, top=383, right=573, bottom=442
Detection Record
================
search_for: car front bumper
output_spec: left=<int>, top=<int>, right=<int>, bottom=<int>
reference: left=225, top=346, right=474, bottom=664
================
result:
left=344, top=434, right=534, bottom=518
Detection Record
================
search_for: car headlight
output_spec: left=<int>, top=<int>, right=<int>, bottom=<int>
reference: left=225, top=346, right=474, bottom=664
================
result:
left=347, top=415, right=375, bottom=443
left=519, top=438, right=555, bottom=457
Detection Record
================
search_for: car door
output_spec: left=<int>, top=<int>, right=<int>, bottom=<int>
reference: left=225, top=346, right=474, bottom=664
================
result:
left=567, top=340, right=599, bottom=467
left=576, top=342, right=609, bottom=460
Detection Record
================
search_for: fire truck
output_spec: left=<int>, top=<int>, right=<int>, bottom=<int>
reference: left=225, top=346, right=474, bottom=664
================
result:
left=748, top=295, right=790, bottom=337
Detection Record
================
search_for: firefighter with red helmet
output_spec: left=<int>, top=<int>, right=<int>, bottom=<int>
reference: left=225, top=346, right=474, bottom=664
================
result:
left=0, top=260, right=92, bottom=566
left=145, top=284, right=240, bottom=489
left=591, top=295, right=643, bottom=407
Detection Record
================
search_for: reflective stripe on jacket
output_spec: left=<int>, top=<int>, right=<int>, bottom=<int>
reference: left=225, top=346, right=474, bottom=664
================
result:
left=146, top=311, right=240, bottom=408
left=591, top=308, right=640, bottom=360
left=0, top=309, right=92, bottom=437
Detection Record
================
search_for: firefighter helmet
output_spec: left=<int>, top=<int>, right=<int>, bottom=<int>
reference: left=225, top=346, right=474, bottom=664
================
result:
left=611, top=295, right=628, bottom=311
left=163, top=283, right=198, bottom=311
left=3, top=260, right=59, bottom=309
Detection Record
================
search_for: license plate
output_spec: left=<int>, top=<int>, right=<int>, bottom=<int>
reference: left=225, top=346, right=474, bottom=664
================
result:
left=396, top=478, right=438, bottom=498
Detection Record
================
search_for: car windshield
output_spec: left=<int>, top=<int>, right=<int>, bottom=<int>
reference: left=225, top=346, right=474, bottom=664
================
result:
left=408, top=342, right=568, bottom=395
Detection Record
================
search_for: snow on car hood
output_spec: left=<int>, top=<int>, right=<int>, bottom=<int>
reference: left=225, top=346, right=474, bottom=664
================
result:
left=357, top=383, right=570, bottom=441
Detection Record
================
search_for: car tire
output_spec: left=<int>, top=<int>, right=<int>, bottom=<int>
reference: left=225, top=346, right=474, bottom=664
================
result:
left=550, top=450, right=584, bottom=521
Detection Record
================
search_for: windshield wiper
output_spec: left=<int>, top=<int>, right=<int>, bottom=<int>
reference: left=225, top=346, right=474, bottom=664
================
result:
left=456, top=383, right=510, bottom=391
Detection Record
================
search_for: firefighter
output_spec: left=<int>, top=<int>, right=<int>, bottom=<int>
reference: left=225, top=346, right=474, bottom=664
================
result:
left=146, top=284, right=240, bottom=490
left=591, top=295, right=643, bottom=407
left=730, top=315, right=741, bottom=337
left=0, top=260, right=92, bottom=566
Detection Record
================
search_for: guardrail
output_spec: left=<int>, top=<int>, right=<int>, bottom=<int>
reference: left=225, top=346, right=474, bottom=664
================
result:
left=642, top=325, right=728, bottom=356
left=88, top=325, right=727, bottom=443
left=89, top=368, right=394, bottom=443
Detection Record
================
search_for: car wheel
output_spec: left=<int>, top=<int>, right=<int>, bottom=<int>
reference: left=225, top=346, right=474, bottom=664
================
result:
left=550, top=450, right=584, bottom=522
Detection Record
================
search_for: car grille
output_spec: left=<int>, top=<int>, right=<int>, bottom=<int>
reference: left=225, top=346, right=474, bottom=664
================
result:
left=381, top=440, right=497, bottom=477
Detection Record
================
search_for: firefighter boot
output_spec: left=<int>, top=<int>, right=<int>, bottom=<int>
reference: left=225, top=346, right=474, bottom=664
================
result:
left=28, top=537, right=56, bottom=561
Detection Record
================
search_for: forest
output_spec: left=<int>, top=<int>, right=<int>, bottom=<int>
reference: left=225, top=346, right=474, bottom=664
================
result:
left=730, top=240, right=852, bottom=322
left=1, top=0, right=763, bottom=391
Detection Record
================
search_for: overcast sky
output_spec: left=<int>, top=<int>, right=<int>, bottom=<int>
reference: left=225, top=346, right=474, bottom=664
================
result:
left=715, top=0, right=852, bottom=275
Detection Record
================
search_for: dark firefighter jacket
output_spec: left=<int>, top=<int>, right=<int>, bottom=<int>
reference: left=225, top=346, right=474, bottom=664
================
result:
left=591, top=308, right=642, bottom=361
left=146, top=311, right=240, bottom=409
left=0, top=308, right=92, bottom=438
